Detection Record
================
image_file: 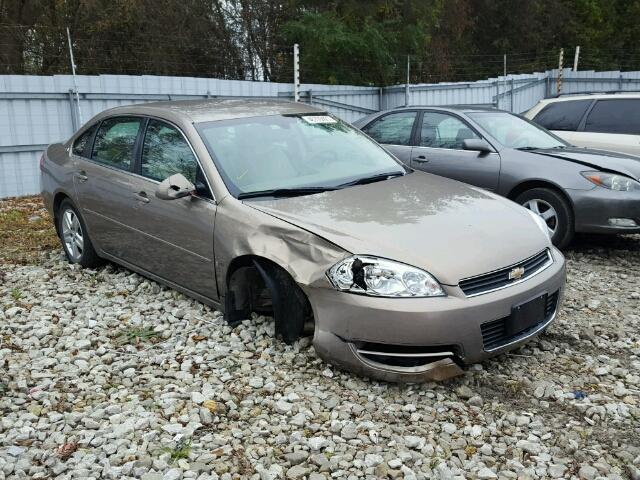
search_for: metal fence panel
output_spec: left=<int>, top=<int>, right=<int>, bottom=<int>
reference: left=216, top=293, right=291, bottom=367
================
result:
left=3, top=70, right=640, bottom=198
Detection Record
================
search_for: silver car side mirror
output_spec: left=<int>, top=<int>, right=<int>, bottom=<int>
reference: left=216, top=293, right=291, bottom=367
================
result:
left=156, top=173, right=196, bottom=200
left=463, top=138, right=493, bottom=153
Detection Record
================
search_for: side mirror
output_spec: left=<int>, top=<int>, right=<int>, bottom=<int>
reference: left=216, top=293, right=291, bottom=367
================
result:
left=156, top=173, right=196, bottom=200
left=463, top=139, right=493, bottom=153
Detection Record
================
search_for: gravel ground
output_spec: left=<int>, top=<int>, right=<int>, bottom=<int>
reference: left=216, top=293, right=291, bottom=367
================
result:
left=1, top=234, right=639, bottom=480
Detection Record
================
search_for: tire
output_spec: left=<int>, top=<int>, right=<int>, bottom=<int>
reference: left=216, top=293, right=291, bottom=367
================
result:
left=57, top=199, right=103, bottom=268
left=516, top=188, right=574, bottom=248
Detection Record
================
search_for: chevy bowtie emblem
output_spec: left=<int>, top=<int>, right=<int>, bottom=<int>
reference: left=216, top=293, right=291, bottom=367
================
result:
left=509, top=267, right=525, bottom=280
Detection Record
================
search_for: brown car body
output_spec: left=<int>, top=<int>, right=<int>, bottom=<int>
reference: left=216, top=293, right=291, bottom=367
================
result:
left=41, top=99, right=566, bottom=382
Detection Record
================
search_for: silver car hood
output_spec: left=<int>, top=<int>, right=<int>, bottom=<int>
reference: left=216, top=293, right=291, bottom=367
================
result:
left=526, top=147, right=640, bottom=180
left=245, top=172, right=550, bottom=285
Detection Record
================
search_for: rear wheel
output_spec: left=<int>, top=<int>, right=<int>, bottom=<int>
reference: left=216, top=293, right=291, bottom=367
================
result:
left=516, top=188, right=574, bottom=248
left=57, top=199, right=103, bottom=268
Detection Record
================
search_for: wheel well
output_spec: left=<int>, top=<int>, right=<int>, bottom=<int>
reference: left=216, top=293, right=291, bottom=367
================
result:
left=507, top=181, right=574, bottom=211
left=52, top=192, right=71, bottom=234
left=224, top=255, right=313, bottom=343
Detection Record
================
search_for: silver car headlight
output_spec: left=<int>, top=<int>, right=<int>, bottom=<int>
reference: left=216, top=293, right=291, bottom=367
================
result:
left=327, top=255, right=445, bottom=297
left=526, top=209, right=551, bottom=240
left=581, top=171, right=640, bottom=191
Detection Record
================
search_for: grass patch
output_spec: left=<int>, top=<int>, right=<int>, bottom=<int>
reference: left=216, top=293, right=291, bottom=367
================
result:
left=113, top=327, right=161, bottom=346
left=162, top=438, right=192, bottom=464
left=0, top=196, right=59, bottom=265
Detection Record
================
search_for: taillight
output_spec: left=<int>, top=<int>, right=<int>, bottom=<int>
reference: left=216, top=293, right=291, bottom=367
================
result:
left=39, top=153, right=45, bottom=171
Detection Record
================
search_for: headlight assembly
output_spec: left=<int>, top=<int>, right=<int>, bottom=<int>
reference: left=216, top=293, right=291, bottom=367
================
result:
left=581, top=171, right=640, bottom=192
left=327, top=255, right=445, bottom=297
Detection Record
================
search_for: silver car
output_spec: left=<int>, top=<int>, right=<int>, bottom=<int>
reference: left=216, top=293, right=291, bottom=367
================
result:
left=41, top=99, right=566, bottom=382
left=354, top=106, right=640, bottom=248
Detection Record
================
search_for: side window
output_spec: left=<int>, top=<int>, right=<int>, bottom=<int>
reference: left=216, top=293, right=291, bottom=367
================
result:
left=533, top=100, right=592, bottom=131
left=584, top=99, right=640, bottom=135
left=362, top=111, right=417, bottom=145
left=92, top=117, right=142, bottom=170
left=141, top=119, right=198, bottom=184
left=420, top=112, right=479, bottom=149
left=72, top=125, right=96, bottom=157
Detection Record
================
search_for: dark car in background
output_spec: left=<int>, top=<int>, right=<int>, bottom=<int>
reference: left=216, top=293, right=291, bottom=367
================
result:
left=354, top=106, right=640, bottom=247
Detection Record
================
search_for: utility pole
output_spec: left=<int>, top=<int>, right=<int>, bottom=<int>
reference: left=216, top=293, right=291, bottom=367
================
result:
left=293, top=44, right=300, bottom=102
left=405, top=55, right=411, bottom=106
left=66, top=27, right=83, bottom=124
left=557, top=48, right=564, bottom=95
left=573, top=46, right=580, bottom=71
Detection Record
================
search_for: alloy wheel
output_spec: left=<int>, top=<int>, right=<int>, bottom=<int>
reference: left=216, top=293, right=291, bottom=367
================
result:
left=523, top=199, right=558, bottom=236
left=61, top=209, right=84, bottom=262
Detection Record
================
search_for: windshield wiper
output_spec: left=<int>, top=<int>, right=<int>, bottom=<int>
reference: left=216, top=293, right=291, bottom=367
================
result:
left=237, top=186, right=336, bottom=200
left=336, top=171, right=405, bottom=188
left=515, top=146, right=541, bottom=151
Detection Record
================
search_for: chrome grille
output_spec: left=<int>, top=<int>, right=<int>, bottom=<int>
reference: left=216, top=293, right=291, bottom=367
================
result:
left=459, top=249, right=552, bottom=297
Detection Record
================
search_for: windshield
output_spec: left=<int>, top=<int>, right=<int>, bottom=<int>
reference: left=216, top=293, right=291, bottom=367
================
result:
left=196, top=114, right=405, bottom=197
left=468, top=111, right=567, bottom=149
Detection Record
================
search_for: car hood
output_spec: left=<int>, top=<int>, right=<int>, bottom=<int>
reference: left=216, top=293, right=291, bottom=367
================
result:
left=244, top=172, right=550, bottom=285
left=524, top=147, right=640, bottom=180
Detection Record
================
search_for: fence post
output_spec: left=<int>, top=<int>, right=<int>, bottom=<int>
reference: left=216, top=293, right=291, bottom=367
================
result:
left=293, top=44, right=300, bottom=102
left=67, top=89, right=78, bottom=131
left=573, top=46, right=580, bottom=71
left=557, top=48, right=564, bottom=94
left=308, top=89, right=312, bottom=105
left=510, top=78, right=514, bottom=112
left=66, top=27, right=83, bottom=125
left=405, top=55, right=411, bottom=106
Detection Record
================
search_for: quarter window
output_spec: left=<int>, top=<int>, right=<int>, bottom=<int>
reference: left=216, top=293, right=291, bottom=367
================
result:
left=362, top=111, right=417, bottom=145
left=141, top=119, right=198, bottom=184
left=584, top=99, right=640, bottom=135
left=72, top=125, right=96, bottom=157
left=92, top=117, right=142, bottom=170
left=420, top=112, right=479, bottom=149
left=532, top=100, right=592, bottom=131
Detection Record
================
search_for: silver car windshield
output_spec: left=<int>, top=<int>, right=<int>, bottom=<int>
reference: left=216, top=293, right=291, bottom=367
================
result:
left=468, top=111, right=567, bottom=150
left=196, top=114, right=405, bottom=197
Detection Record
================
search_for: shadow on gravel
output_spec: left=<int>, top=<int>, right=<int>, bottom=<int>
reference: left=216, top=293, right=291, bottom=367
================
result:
left=566, top=233, right=640, bottom=253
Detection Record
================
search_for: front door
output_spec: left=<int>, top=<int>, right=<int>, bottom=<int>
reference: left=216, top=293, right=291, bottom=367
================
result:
left=410, top=111, right=501, bottom=191
left=126, top=118, right=217, bottom=299
left=360, top=110, right=418, bottom=166
left=73, top=116, right=144, bottom=260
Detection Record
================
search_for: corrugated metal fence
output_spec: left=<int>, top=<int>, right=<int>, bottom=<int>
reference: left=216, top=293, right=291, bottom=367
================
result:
left=2, top=68, right=640, bottom=198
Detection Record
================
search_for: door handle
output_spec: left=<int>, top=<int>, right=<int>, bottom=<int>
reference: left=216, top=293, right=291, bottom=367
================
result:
left=134, top=191, right=150, bottom=203
left=413, top=155, right=429, bottom=163
left=74, top=171, right=88, bottom=182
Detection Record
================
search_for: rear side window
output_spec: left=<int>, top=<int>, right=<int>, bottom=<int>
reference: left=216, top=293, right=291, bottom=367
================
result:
left=72, top=125, right=96, bottom=157
left=533, top=100, right=592, bottom=131
left=584, top=99, right=640, bottom=135
left=362, top=111, right=417, bottom=145
left=92, top=117, right=142, bottom=170
left=141, top=119, right=198, bottom=183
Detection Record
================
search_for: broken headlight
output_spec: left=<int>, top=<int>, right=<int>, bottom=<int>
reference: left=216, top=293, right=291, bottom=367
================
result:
left=327, top=256, right=445, bottom=297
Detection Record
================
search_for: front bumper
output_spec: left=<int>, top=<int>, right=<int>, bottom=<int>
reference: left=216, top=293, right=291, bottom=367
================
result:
left=305, top=247, right=566, bottom=382
left=570, top=186, right=640, bottom=234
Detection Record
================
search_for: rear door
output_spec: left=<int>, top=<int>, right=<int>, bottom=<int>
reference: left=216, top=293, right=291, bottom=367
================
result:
left=360, top=111, right=418, bottom=165
left=73, top=116, right=144, bottom=260
left=410, top=111, right=501, bottom=190
left=577, top=99, right=640, bottom=155
left=125, top=118, right=218, bottom=299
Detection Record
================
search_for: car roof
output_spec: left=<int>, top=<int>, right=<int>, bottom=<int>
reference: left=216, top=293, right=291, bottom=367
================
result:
left=99, top=98, right=326, bottom=123
left=537, top=92, right=640, bottom=104
left=393, top=104, right=499, bottom=113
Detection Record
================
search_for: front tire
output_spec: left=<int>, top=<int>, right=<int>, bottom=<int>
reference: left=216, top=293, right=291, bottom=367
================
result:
left=57, top=199, right=103, bottom=268
left=516, top=188, right=574, bottom=248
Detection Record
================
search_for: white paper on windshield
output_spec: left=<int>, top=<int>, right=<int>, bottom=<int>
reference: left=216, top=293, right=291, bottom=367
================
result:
left=301, top=115, right=337, bottom=124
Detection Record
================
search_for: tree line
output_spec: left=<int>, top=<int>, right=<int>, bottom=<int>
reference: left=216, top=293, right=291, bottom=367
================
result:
left=1, top=0, right=639, bottom=85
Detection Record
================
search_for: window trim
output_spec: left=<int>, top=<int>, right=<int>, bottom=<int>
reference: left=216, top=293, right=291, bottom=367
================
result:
left=361, top=110, right=421, bottom=147
left=136, top=116, right=216, bottom=203
left=70, top=123, right=99, bottom=159
left=414, top=109, right=487, bottom=151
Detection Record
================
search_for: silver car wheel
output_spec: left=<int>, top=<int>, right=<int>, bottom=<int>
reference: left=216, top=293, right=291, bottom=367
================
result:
left=61, top=208, right=84, bottom=262
left=523, top=199, right=558, bottom=236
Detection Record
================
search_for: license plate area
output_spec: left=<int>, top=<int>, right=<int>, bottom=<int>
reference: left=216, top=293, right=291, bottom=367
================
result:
left=508, top=293, right=547, bottom=336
